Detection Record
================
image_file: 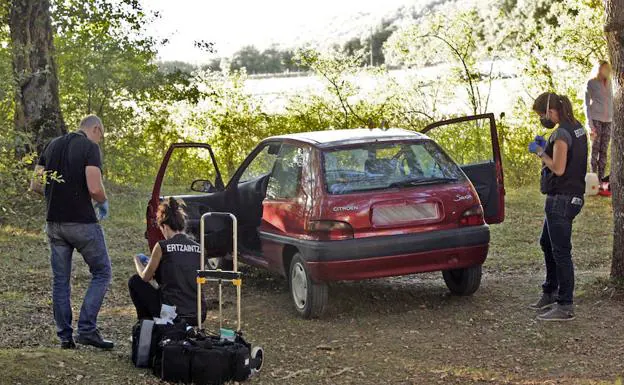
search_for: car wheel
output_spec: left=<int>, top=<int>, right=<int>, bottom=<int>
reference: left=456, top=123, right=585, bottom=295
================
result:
left=206, top=255, right=234, bottom=271
left=442, top=265, right=482, bottom=295
left=289, top=253, right=328, bottom=319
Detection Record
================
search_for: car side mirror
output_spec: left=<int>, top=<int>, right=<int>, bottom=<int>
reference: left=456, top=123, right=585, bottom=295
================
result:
left=191, top=179, right=216, bottom=193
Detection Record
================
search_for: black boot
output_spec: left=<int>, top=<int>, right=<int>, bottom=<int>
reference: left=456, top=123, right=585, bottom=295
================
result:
left=60, top=339, right=76, bottom=349
left=75, top=329, right=114, bottom=349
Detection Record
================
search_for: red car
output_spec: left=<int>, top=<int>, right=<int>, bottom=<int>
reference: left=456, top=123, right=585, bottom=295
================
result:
left=146, top=114, right=505, bottom=318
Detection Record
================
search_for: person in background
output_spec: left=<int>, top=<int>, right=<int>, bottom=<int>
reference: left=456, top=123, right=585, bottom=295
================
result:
left=128, top=198, right=206, bottom=325
left=31, top=115, right=114, bottom=349
left=527, top=92, right=588, bottom=322
left=585, top=60, right=613, bottom=184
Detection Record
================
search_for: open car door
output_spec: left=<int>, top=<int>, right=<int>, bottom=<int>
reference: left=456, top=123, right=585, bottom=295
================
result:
left=422, top=113, right=505, bottom=224
left=146, top=143, right=227, bottom=250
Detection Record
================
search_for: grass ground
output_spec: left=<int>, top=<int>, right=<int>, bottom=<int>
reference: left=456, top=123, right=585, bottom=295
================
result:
left=0, top=185, right=620, bottom=385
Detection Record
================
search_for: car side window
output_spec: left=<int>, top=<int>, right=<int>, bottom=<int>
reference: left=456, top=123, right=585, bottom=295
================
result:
left=266, top=144, right=304, bottom=200
left=238, top=143, right=281, bottom=184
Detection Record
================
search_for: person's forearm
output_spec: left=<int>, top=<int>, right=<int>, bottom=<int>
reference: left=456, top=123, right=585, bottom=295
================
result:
left=30, top=166, right=45, bottom=195
left=30, top=179, right=44, bottom=195
left=585, top=90, right=592, bottom=126
left=134, top=255, right=145, bottom=277
left=90, top=182, right=107, bottom=203
left=540, top=153, right=555, bottom=171
left=539, top=152, right=565, bottom=176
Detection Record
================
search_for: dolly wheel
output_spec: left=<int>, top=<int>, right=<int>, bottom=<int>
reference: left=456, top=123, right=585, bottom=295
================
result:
left=251, top=346, right=264, bottom=372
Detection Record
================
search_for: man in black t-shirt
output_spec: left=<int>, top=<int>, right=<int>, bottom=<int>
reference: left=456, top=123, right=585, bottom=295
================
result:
left=31, top=115, right=114, bottom=349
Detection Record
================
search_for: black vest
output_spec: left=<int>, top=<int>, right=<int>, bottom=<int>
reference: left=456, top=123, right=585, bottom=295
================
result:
left=157, top=234, right=206, bottom=319
left=540, top=122, right=588, bottom=196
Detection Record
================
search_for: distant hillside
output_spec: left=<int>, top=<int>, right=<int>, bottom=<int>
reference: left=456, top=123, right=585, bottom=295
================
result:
left=287, top=0, right=480, bottom=50
left=157, top=0, right=494, bottom=75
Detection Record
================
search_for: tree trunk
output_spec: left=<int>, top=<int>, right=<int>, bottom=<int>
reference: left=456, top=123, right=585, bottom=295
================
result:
left=9, top=0, right=65, bottom=154
left=605, top=0, right=624, bottom=279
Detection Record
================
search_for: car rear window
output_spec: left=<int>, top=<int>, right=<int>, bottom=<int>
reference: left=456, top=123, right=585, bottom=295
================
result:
left=322, top=140, right=465, bottom=195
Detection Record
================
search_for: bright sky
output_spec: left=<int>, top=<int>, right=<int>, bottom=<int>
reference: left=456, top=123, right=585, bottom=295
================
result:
left=143, top=0, right=409, bottom=63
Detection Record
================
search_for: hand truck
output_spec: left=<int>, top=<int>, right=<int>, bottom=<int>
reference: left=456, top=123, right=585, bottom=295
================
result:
left=197, top=212, right=264, bottom=375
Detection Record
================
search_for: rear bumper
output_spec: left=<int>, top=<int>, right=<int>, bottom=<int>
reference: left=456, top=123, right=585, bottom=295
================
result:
left=260, top=225, right=489, bottom=281
left=306, top=244, right=488, bottom=281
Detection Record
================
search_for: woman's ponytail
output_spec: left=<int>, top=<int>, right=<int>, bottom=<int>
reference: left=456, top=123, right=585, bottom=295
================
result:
left=157, top=198, right=187, bottom=231
left=558, top=95, right=579, bottom=126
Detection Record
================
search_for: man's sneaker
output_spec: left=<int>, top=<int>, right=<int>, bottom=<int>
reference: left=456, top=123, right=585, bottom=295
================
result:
left=60, top=339, right=76, bottom=349
left=528, top=293, right=556, bottom=310
left=75, top=329, right=114, bottom=349
left=537, top=304, right=575, bottom=321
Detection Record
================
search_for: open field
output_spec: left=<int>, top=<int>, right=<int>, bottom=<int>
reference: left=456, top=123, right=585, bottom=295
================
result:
left=0, top=186, right=620, bottom=385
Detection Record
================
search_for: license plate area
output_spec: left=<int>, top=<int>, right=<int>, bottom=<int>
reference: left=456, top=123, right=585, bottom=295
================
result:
left=371, top=201, right=443, bottom=227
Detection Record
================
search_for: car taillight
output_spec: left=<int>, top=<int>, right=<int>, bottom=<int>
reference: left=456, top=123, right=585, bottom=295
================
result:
left=459, top=206, right=484, bottom=226
left=308, top=220, right=354, bottom=240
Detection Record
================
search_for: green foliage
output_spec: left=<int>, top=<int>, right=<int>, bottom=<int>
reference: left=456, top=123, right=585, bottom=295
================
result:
left=386, top=9, right=494, bottom=116
left=0, top=0, right=611, bottom=221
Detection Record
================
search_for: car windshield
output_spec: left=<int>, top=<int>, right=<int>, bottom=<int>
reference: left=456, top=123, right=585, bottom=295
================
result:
left=323, top=140, right=465, bottom=195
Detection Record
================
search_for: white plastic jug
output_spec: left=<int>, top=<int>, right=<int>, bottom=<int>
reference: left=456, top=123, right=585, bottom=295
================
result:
left=585, top=173, right=599, bottom=196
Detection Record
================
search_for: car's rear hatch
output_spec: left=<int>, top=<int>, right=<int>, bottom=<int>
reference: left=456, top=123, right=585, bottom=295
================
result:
left=311, top=139, right=482, bottom=239
left=314, top=182, right=480, bottom=238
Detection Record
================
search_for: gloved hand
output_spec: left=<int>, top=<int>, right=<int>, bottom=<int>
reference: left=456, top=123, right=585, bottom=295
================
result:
left=528, top=141, right=542, bottom=154
left=137, top=253, right=150, bottom=265
left=534, top=135, right=547, bottom=148
left=95, top=200, right=109, bottom=220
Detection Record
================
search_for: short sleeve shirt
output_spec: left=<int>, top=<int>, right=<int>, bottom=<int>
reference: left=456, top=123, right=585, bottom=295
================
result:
left=549, top=127, right=573, bottom=148
left=38, top=131, right=102, bottom=223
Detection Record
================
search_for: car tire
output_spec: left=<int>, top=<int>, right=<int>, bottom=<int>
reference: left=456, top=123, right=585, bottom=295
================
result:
left=288, top=253, right=328, bottom=319
left=206, top=255, right=234, bottom=271
left=442, top=265, right=482, bottom=295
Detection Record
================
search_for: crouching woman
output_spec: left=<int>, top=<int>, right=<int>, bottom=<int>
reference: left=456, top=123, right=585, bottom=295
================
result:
left=128, top=198, right=206, bottom=325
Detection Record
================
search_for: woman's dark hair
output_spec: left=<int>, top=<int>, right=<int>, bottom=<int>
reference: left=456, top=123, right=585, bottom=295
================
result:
left=157, top=197, right=187, bottom=231
left=532, top=92, right=580, bottom=126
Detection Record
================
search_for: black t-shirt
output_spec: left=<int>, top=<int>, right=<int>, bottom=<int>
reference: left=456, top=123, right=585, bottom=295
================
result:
left=37, top=131, right=102, bottom=223
left=540, top=121, right=588, bottom=196
left=157, top=233, right=206, bottom=319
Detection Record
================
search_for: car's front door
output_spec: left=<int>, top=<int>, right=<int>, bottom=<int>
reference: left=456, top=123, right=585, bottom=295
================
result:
left=422, top=113, right=505, bottom=224
left=146, top=143, right=227, bottom=250
left=228, top=141, right=282, bottom=255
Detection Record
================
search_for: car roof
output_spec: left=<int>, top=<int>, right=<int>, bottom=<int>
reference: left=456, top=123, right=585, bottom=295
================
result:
left=266, top=128, right=428, bottom=148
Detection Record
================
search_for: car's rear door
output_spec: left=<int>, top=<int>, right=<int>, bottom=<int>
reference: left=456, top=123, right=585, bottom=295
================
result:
left=146, top=143, right=227, bottom=250
left=422, top=113, right=505, bottom=224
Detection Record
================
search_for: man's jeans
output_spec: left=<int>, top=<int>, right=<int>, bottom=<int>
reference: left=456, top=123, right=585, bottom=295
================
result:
left=539, top=195, right=583, bottom=305
left=45, top=222, right=112, bottom=341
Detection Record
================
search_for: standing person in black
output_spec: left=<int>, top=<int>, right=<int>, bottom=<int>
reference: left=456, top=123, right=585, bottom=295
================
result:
left=128, top=198, right=206, bottom=325
left=528, top=92, right=588, bottom=321
left=30, top=115, right=114, bottom=349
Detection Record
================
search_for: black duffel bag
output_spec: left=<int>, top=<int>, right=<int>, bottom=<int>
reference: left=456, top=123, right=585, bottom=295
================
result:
left=156, top=332, right=252, bottom=385
left=132, top=319, right=188, bottom=369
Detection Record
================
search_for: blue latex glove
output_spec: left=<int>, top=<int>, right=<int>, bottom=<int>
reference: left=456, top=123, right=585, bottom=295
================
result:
left=137, top=253, right=149, bottom=265
left=528, top=141, right=540, bottom=154
left=94, top=200, right=109, bottom=220
left=534, top=135, right=547, bottom=148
